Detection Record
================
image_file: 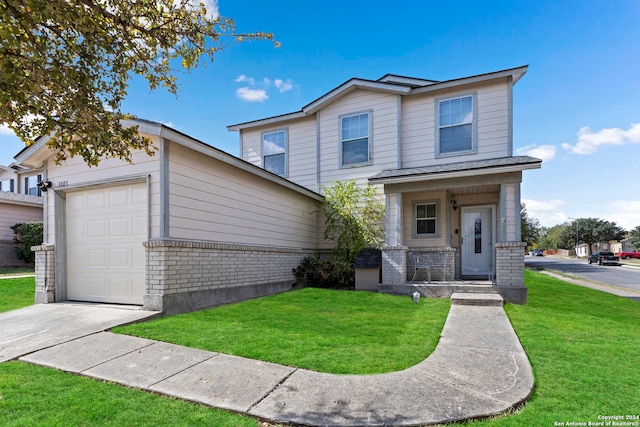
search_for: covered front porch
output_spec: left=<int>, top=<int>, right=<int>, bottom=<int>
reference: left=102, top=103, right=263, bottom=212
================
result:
left=369, top=156, right=541, bottom=304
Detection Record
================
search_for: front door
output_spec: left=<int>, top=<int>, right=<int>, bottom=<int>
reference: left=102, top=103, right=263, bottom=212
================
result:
left=461, top=205, right=495, bottom=278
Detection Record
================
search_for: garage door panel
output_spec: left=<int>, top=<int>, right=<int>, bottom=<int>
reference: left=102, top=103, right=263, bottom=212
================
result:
left=66, top=182, right=146, bottom=305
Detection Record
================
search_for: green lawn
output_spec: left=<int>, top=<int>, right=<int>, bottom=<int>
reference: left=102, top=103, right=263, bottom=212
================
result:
left=464, top=270, right=640, bottom=426
left=1, top=272, right=638, bottom=426
left=115, top=288, right=451, bottom=374
left=0, top=362, right=259, bottom=427
left=0, top=277, right=35, bottom=313
left=0, top=267, right=34, bottom=277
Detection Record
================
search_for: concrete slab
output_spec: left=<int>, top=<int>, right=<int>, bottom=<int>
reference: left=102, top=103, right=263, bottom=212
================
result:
left=438, top=305, right=525, bottom=352
left=149, top=353, right=295, bottom=413
left=416, top=346, right=534, bottom=403
left=0, top=303, right=159, bottom=362
left=250, top=368, right=510, bottom=426
left=85, top=341, right=215, bottom=388
left=451, top=292, right=504, bottom=306
left=20, top=332, right=155, bottom=372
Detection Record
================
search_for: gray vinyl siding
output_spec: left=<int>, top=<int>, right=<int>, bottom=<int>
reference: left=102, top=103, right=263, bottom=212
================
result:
left=241, top=116, right=318, bottom=191
left=43, top=136, right=162, bottom=243
left=168, top=142, right=319, bottom=249
left=317, top=90, right=399, bottom=190
left=401, top=80, right=511, bottom=168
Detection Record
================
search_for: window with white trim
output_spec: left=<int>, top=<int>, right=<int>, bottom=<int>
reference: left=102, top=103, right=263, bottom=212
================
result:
left=262, top=130, right=287, bottom=176
left=0, top=179, right=14, bottom=192
left=416, top=202, right=437, bottom=236
left=340, top=112, right=370, bottom=166
left=437, top=95, right=474, bottom=156
left=25, top=175, right=41, bottom=196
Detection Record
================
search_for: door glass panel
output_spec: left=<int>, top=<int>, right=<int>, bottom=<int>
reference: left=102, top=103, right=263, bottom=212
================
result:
left=474, top=217, right=482, bottom=253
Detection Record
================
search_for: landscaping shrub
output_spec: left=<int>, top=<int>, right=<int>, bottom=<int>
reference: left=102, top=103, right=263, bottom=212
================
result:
left=11, top=222, right=43, bottom=264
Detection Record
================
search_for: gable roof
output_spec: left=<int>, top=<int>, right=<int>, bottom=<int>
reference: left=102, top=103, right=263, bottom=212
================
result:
left=227, top=65, right=528, bottom=131
left=13, top=119, right=324, bottom=202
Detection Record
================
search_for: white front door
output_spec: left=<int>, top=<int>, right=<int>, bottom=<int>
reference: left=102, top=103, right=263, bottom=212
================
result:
left=461, top=205, right=495, bottom=278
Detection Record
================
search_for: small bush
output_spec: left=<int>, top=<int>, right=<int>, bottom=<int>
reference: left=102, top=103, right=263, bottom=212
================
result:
left=11, top=222, right=43, bottom=264
left=292, top=256, right=354, bottom=289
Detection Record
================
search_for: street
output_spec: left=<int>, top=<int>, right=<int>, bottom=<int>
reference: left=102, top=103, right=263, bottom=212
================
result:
left=525, top=255, right=640, bottom=298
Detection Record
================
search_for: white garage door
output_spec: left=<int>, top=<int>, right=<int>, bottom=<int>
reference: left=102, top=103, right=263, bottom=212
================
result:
left=66, top=182, right=147, bottom=305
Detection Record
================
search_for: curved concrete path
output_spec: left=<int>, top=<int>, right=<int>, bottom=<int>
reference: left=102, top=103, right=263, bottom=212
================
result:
left=11, top=295, right=534, bottom=426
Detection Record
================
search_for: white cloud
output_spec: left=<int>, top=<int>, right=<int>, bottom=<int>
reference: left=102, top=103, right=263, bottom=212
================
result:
left=0, top=123, right=15, bottom=136
left=516, top=143, right=557, bottom=161
left=522, top=198, right=565, bottom=211
left=606, top=200, right=640, bottom=231
left=522, top=198, right=568, bottom=227
left=274, top=79, right=293, bottom=93
left=562, top=123, right=640, bottom=155
left=236, top=87, right=268, bottom=102
left=234, top=75, right=294, bottom=101
left=186, top=0, right=219, bottom=20
left=235, top=75, right=255, bottom=85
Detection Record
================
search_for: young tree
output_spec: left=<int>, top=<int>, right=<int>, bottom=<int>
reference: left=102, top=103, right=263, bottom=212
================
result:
left=537, top=224, right=567, bottom=251
left=321, top=179, right=385, bottom=287
left=0, top=0, right=278, bottom=166
left=628, top=225, right=640, bottom=250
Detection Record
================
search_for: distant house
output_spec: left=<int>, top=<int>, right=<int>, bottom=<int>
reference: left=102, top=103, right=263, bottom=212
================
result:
left=229, top=65, right=541, bottom=303
left=15, top=65, right=541, bottom=313
left=0, top=165, right=43, bottom=267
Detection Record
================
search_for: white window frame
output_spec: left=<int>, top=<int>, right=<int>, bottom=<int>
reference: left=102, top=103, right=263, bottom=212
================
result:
left=0, top=179, right=14, bottom=192
left=340, top=110, right=372, bottom=168
left=261, top=129, right=288, bottom=177
left=25, top=174, right=41, bottom=196
left=413, top=201, right=439, bottom=238
left=436, top=93, right=477, bottom=158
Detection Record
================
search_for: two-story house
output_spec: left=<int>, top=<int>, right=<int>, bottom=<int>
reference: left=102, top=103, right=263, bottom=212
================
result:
left=16, top=65, right=540, bottom=313
left=228, top=65, right=541, bottom=303
left=0, top=164, right=44, bottom=266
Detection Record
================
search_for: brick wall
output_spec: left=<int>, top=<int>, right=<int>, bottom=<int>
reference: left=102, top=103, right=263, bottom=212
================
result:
left=143, top=239, right=316, bottom=314
left=381, top=245, right=407, bottom=285
left=32, top=244, right=54, bottom=303
left=495, top=242, right=526, bottom=288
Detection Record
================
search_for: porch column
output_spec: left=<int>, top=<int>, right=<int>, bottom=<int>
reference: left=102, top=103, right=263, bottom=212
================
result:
left=496, top=182, right=527, bottom=304
left=381, top=193, right=407, bottom=285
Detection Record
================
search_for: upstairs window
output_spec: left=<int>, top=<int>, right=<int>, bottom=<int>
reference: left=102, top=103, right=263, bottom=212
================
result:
left=262, top=130, right=287, bottom=176
left=25, top=175, right=42, bottom=196
left=437, top=95, right=475, bottom=156
left=415, top=202, right=438, bottom=236
left=0, top=179, right=14, bottom=192
left=341, top=111, right=371, bottom=166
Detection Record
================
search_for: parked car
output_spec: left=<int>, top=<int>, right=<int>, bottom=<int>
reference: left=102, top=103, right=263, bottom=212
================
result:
left=531, top=249, right=543, bottom=256
left=587, top=251, right=620, bottom=266
left=616, top=251, right=640, bottom=260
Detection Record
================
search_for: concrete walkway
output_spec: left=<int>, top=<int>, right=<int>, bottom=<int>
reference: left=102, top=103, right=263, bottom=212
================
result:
left=5, top=295, right=534, bottom=426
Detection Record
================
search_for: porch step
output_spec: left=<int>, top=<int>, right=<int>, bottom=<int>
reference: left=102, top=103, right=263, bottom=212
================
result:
left=451, top=292, right=504, bottom=306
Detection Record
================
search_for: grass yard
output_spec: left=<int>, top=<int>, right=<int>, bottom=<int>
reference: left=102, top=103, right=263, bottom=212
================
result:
left=115, top=288, right=451, bottom=374
left=465, top=270, right=640, bottom=426
left=1, top=272, right=638, bottom=426
left=0, top=362, right=259, bottom=427
left=0, top=277, right=35, bottom=313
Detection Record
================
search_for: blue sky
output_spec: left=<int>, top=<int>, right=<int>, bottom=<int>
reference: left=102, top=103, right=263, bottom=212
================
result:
left=1, top=0, right=639, bottom=230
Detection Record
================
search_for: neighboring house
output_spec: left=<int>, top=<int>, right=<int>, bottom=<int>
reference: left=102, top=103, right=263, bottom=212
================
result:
left=611, top=239, right=636, bottom=253
left=229, top=65, right=541, bottom=303
left=15, top=120, right=324, bottom=314
left=0, top=165, right=44, bottom=267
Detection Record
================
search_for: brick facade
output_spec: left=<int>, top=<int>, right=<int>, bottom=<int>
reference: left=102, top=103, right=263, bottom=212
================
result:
left=32, top=244, right=54, bottom=303
left=495, top=242, right=527, bottom=288
left=143, top=239, right=315, bottom=314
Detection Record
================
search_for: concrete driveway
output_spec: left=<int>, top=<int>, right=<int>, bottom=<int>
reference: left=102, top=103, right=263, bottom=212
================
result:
left=0, top=303, right=159, bottom=363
